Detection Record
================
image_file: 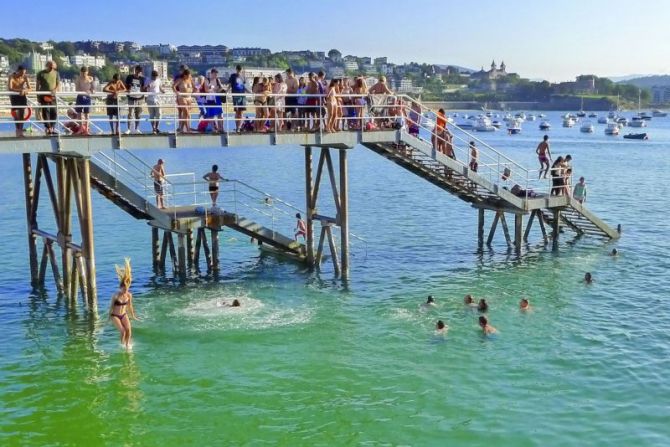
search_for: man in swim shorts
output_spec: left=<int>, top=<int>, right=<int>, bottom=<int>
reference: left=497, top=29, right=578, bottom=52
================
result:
left=536, top=135, right=552, bottom=179
left=203, top=164, right=223, bottom=207
left=151, top=159, right=166, bottom=209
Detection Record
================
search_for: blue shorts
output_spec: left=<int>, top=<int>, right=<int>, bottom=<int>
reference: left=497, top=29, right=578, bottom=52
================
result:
left=75, top=95, right=91, bottom=114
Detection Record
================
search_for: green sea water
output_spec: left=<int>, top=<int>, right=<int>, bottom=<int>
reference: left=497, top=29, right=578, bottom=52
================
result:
left=1, top=112, right=670, bottom=446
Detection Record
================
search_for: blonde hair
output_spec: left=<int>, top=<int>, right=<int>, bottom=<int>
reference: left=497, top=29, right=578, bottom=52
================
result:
left=115, top=258, right=132, bottom=289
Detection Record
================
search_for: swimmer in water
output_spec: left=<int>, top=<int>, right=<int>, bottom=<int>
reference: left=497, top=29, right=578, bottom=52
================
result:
left=464, top=294, right=477, bottom=307
left=519, top=298, right=531, bottom=311
left=218, top=299, right=241, bottom=307
left=421, top=295, right=436, bottom=309
left=584, top=272, right=593, bottom=284
left=477, top=299, right=489, bottom=313
left=479, top=316, right=497, bottom=335
left=435, top=320, right=447, bottom=334
left=610, top=248, right=618, bottom=256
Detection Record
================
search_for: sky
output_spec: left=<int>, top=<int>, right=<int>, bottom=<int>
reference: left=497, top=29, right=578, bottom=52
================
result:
left=1, top=0, right=669, bottom=82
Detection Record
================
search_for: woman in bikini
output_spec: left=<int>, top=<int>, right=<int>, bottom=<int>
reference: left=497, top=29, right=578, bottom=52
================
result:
left=325, top=79, right=339, bottom=133
left=353, top=77, right=368, bottom=130
left=173, top=69, right=195, bottom=133
left=109, top=258, right=139, bottom=349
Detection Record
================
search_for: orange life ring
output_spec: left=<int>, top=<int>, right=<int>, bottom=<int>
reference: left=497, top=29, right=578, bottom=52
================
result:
left=11, top=107, right=32, bottom=121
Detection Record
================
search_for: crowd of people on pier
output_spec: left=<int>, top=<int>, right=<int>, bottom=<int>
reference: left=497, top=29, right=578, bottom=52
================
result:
left=7, top=62, right=410, bottom=137
left=536, top=135, right=588, bottom=200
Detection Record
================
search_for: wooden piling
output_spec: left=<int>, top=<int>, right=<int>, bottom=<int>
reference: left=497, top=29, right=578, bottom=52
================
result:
left=304, top=146, right=315, bottom=265
left=514, top=214, right=523, bottom=251
left=79, top=159, right=97, bottom=301
left=339, top=149, right=349, bottom=279
left=315, top=226, right=327, bottom=265
left=486, top=211, right=500, bottom=246
left=500, top=212, right=512, bottom=247
left=186, top=229, right=194, bottom=270
left=477, top=208, right=485, bottom=248
left=326, top=226, right=341, bottom=276
left=151, top=227, right=160, bottom=272
left=177, top=233, right=187, bottom=281
left=552, top=208, right=560, bottom=251
left=523, top=210, right=535, bottom=242
left=210, top=229, right=220, bottom=272
left=22, top=154, right=39, bottom=286
left=201, top=228, right=212, bottom=272
left=159, top=230, right=169, bottom=274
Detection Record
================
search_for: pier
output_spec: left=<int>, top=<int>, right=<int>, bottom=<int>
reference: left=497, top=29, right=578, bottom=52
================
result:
left=0, top=91, right=619, bottom=306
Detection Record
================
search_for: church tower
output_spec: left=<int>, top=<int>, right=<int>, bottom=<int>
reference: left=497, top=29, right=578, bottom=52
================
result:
left=500, top=61, right=506, bottom=73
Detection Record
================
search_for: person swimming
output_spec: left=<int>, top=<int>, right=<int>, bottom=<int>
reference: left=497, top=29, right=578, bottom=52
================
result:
left=218, top=298, right=241, bottom=307
left=464, top=294, right=477, bottom=307
left=519, top=298, right=531, bottom=311
left=421, top=295, right=436, bottom=309
left=610, top=248, right=618, bottom=256
left=584, top=272, right=593, bottom=284
left=435, top=320, right=447, bottom=334
left=477, top=299, right=489, bottom=312
left=479, top=316, right=497, bottom=335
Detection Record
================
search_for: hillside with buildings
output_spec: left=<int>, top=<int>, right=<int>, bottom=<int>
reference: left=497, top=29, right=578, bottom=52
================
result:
left=0, top=38, right=656, bottom=106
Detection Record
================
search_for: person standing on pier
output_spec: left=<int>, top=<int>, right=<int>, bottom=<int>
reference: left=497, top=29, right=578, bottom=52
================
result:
left=469, top=141, right=479, bottom=172
left=35, top=61, right=60, bottom=135
left=229, top=65, right=247, bottom=132
left=151, top=159, right=166, bottom=209
left=103, top=74, right=126, bottom=135
left=8, top=65, right=31, bottom=137
left=285, top=68, right=299, bottom=130
left=536, top=135, right=552, bottom=179
left=203, top=164, right=223, bottom=207
left=74, top=66, right=94, bottom=135
left=145, top=70, right=165, bottom=134
left=294, top=213, right=307, bottom=241
left=109, top=258, right=140, bottom=349
left=125, top=65, right=145, bottom=134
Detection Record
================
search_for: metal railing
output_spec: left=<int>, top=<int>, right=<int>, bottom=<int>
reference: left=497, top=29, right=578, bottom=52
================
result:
left=0, top=89, right=552, bottom=199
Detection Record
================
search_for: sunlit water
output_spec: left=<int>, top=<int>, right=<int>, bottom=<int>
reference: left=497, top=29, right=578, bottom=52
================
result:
left=1, top=112, right=669, bottom=446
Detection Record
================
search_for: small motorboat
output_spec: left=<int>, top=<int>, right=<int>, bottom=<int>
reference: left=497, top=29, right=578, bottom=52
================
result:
left=629, top=117, right=647, bottom=128
left=526, top=113, right=537, bottom=121
left=639, top=112, right=652, bottom=121
left=588, top=112, right=598, bottom=118
left=652, top=109, right=667, bottom=117
left=507, top=119, right=522, bottom=134
left=491, top=120, right=503, bottom=129
left=616, top=117, right=628, bottom=126
left=580, top=121, right=594, bottom=133
left=623, top=132, right=648, bottom=140
left=597, top=116, right=608, bottom=124
left=608, top=111, right=616, bottom=119
left=539, top=120, right=551, bottom=130
left=576, top=111, right=586, bottom=117
left=562, top=117, right=576, bottom=127
left=474, top=117, right=496, bottom=132
left=538, top=113, right=546, bottom=118
left=605, top=123, right=620, bottom=135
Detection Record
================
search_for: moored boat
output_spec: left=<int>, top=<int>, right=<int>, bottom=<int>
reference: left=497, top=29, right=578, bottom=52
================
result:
left=623, top=132, right=648, bottom=140
left=652, top=109, right=667, bottom=117
left=579, top=121, right=594, bottom=133
left=539, top=120, right=551, bottom=130
left=605, top=122, right=620, bottom=135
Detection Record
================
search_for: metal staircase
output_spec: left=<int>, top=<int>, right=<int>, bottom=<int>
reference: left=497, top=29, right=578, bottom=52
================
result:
left=89, top=150, right=306, bottom=257
left=364, top=97, right=619, bottom=239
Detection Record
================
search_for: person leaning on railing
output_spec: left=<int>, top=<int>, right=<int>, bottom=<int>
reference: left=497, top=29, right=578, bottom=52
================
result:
left=35, top=61, right=60, bottom=135
left=8, top=65, right=31, bottom=138
left=103, top=74, right=127, bottom=136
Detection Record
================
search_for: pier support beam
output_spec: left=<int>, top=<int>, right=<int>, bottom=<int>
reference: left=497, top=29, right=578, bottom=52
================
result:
left=304, top=146, right=315, bottom=265
left=151, top=227, right=160, bottom=273
left=22, top=154, right=39, bottom=286
left=23, top=154, right=97, bottom=304
left=339, top=149, right=350, bottom=279
left=210, top=229, right=220, bottom=273
left=514, top=214, right=523, bottom=252
left=477, top=208, right=485, bottom=249
left=552, top=209, right=560, bottom=251
left=304, top=146, right=351, bottom=277
left=177, top=233, right=187, bottom=281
